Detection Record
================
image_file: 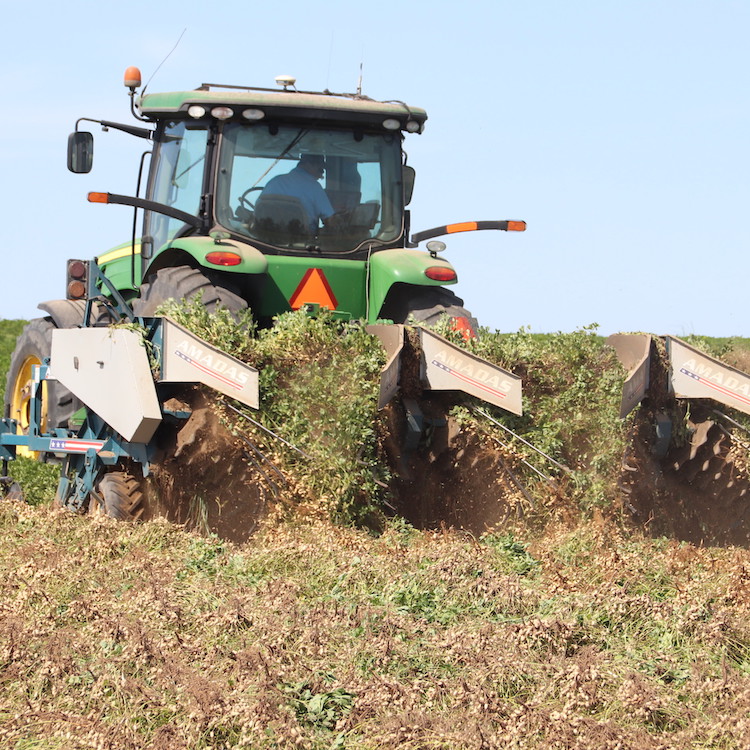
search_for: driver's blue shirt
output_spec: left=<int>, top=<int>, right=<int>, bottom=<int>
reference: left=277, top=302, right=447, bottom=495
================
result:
left=262, top=166, right=334, bottom=231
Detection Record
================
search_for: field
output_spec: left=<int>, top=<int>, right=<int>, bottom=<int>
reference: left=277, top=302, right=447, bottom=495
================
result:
left=1, top=314, right=750, bottom=749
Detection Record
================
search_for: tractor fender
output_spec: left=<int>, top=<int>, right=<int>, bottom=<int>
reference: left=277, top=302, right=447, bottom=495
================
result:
left=368, top=248, right=458, bottom=320
left=145, top=236, right=268, bottom=278
left=37, top=299, right=88, bottom=329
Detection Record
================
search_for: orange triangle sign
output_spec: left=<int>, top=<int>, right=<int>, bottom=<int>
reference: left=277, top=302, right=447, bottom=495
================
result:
left=289, top=268, right=338, bottom=310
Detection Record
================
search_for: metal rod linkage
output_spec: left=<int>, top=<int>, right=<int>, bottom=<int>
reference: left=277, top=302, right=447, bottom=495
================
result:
left=472, top=406, right=571, bottom=474
left=221, top=400, right=313, bottom=461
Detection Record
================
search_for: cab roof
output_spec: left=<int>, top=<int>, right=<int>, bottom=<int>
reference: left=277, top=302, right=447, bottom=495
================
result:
left=137, top=84, right=428, bottom=132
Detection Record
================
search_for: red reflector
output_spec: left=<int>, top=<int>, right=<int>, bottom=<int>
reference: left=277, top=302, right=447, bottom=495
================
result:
left=206, top=251, right=242, bottom=266
left=87, top=192, right=109, bottom=204
left=425, top=266, right=457, bottom=282
left=68, top=260, right=86, bottom=279
left=67, top=280, right=86, bottom=299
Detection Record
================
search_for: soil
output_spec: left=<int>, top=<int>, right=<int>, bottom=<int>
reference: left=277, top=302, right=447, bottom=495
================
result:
left=143, top=389, right=269, bottom=544
left=619, top=402, right=750, bottom=548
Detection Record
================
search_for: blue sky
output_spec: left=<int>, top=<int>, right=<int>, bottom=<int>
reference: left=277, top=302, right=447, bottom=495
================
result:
left=2, top=0, right=748, bottom=336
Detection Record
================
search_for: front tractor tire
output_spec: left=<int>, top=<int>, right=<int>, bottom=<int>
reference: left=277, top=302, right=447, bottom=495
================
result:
left=4, top=317, right=78, bottom=458
left=91, top=471, right=147, bottom=521
left=133, top=265, right=248, bottom=318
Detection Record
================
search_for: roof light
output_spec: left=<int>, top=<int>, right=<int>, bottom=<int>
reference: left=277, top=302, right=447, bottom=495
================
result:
left=383, top=118, right=400, bottom=130
left=188, top=105, right=206, bottom=118
left=211, top=106, right=234, bottom=120
left=242, top=108, right=265, bottom=121
left=426, top=240, right=446, bottom=255
left=405, top=120, right=421, bottom=133
left=425, top=266, right=457, bottom=282
left=206, top=251, right=242, bottom=267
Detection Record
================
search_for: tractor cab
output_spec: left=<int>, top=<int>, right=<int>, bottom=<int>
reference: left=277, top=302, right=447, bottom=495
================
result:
left=87, top=75, right=426, bottom=267
left=149, top=116, right=410, bottom=257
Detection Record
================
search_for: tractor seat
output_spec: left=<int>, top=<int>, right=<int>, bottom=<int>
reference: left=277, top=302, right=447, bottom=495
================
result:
left=253, top=194, right=311, bottom=246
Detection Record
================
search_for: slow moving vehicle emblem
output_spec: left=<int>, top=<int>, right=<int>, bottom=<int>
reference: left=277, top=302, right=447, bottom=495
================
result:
left=289, top=268, right=338, bottom=311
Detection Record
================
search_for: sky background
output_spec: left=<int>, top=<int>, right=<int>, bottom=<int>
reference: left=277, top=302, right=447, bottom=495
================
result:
left=2, top=0, right=747, bottom=336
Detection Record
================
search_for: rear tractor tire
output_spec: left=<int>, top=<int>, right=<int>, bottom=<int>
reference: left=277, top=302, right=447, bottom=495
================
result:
left=4, top=317, right=79, bottom=458
left=133, top=265, right=248, bottom=318
left=386, top=287, right=479, bottom=339
left=91, top=471, right=147, bottom=521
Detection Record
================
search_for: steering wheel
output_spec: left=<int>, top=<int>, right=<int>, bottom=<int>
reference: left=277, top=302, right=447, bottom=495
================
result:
left=238, top=186, right=264, bottom=210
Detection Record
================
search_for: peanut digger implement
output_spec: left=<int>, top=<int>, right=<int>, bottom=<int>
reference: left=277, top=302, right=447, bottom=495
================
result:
left=0, top=299, right=520, bottom=515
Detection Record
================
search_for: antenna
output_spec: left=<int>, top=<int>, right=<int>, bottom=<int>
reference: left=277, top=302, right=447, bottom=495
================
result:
left=326, top=30, right=334, bottom=90
left=142, top=28, right=187, bottom=96
left=357, top=62, right=363, bottom=97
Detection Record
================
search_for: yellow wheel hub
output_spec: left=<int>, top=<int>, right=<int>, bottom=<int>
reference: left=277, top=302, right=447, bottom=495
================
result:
left=8, top=355, right=48, bottom=459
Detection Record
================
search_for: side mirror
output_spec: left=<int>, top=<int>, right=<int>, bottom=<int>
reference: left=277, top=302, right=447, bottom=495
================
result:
left=67, top=132, right=93, bottom=174
left=403, top=165, right=415, bottom=206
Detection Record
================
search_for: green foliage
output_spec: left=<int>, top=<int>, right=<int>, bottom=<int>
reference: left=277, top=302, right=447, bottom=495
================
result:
left=171, top=306, right=389, bottom=526
left=469, top=325, right=629, bottom=509
left=481, top=532, right=540, bottom=576
left=4, top=305, right=750, bottom=531
left=178, top=536, right=227, bottom=579
left=255, top=312, right=388, bottom=525
left=156, top=296, right=258, bottom=361
left=0, top=319, right=25, bottom=390
left=282, top=679, right=355, bottom=732
left=7, top=456, right=59, bottom=506
left=682, top=334, right=734, bottom=360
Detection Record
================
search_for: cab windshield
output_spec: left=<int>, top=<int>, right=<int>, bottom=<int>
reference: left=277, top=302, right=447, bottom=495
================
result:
left=216, top=123, right=404, bottom=253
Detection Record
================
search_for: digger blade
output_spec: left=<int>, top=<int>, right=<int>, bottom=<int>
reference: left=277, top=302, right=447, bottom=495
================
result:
left=367, top=324, right=522, bottom=415
left=667, top=337, right=750, bottom=416
left=159, top=317, right=259, bottom=410
left=419, top=328, right=522, bottom=415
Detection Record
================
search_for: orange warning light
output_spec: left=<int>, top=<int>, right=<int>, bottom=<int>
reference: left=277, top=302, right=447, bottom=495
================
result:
left=288, top=268, right=338, bottom=311
left=507, top=221, right=527, bottom=232
left=124, top=66, right=142, bottom=90
left=87, top=192, right=109, bottom=204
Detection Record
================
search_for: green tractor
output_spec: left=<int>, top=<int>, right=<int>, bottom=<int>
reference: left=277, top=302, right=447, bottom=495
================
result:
left=5, top=68, right=525, bottom=455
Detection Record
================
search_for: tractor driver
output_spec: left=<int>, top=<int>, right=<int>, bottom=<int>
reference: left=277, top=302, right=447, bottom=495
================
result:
left=260, top=154, right=336, bottom=233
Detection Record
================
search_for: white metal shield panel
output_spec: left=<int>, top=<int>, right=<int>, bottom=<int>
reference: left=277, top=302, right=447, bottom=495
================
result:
left=667, top=336, right=750, bottom=415
left=51, top=328, right=162, bottom=443
left=159, top=318, right=259, bottom=410
left=606, top=333, right=652, bottom=419
left=419, top=328, right=522, bottom=415
left=366, top=324, right=404, bottom=409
